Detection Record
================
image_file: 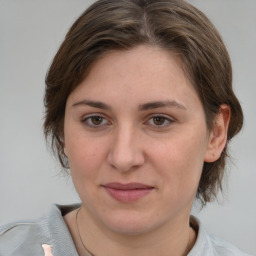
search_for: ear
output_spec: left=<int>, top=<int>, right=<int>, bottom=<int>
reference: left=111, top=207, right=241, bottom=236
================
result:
left=204, top=104, right=231, bottom=163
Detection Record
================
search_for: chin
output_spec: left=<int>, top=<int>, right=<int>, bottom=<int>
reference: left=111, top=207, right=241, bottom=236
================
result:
left=107, top=222, right=152, bottom=235
left=98, top=210, right=162, bottom=236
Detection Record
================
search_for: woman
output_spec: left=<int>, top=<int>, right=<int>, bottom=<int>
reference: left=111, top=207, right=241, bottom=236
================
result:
left=0, top=0, right=253, bottom=255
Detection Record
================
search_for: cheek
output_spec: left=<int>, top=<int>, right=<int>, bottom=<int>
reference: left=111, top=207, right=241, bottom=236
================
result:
left=65, top=135, right=108, bottom=180
left=150, top=129, right=207, bottom=192
left=67, top=138, right=109, bottom=201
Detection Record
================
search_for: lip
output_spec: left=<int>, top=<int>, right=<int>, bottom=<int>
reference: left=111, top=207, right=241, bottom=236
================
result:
left=102, top=182, right=154, bottom=203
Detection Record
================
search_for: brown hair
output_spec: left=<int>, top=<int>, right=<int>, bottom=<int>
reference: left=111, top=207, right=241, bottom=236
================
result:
left=44, top=0, right=243, bottom=205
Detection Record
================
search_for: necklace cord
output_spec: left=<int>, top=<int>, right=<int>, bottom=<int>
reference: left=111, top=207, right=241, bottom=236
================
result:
left=76, top=207, right=95, bottom=256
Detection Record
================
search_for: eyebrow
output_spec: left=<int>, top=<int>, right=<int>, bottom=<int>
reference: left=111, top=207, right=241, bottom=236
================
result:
left=138, top=100, right=187, bottom=111
left=72, top=99, right=187, bottom=111
left=72, top=100, right=112, bottom=110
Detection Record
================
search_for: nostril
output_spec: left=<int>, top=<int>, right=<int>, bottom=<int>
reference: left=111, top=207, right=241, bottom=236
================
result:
left=107, top=128, right=145, bottom=172
left=107, top=147, right=145, bottom=172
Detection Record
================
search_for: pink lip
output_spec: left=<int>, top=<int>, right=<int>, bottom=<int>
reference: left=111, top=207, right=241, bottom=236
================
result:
left=102, top=182, right=154, bottom=203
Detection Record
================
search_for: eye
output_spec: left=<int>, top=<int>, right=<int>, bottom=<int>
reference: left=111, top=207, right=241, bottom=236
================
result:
left=146, top=115, right=174, bottom=127
left=82, top=114, right=110, bottom=128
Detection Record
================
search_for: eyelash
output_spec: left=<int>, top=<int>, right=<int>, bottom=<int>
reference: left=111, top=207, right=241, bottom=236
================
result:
left=145, top=114, right=174, bottom=128
left=82, top=114, right=111, bottom=128
left=81, top=114, right=174, bottom=129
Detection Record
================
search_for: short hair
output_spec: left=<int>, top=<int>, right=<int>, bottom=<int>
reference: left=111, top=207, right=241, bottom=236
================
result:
left=44, top=0, right=243, bottom=205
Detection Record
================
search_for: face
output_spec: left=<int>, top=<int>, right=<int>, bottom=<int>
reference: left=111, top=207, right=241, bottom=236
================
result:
left=64, top=46, right=213, bottom=235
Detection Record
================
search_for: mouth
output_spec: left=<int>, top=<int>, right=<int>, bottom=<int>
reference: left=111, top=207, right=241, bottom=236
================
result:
left=102, top=182, right=154, bottom=203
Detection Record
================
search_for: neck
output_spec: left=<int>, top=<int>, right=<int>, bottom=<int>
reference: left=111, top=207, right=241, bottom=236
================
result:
left=66, top=206, right=197, bottom=256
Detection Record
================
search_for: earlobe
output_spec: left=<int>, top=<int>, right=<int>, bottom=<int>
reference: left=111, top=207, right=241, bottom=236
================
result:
left=204, top=104, right=231, bottom=163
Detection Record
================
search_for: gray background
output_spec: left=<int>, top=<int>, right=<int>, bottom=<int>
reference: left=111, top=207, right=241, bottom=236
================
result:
left=0, top=0, right=255, bottom=254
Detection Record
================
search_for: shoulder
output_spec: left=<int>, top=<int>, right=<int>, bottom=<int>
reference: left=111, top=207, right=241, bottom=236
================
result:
left=189, top=216, right=254, bottom=256
left=208, top=234, right=253, bottom=256
left=0, top=204, right=80, bottom=256
left=0, top=214, right=51, bottom=255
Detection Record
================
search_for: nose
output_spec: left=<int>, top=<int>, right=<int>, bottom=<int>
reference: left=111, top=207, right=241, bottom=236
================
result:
left=107, top=125, right=145, bottom=172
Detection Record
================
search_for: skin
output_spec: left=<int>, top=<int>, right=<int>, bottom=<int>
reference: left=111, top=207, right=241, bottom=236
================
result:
left=63, top=45, right=230, bottom=256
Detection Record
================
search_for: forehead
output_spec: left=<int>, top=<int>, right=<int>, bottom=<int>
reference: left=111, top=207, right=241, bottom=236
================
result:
left=68, top=46, right=199, bottom=105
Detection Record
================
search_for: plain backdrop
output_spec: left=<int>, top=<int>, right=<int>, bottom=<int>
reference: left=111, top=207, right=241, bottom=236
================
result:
left=0, top=0, right=255, bottom=254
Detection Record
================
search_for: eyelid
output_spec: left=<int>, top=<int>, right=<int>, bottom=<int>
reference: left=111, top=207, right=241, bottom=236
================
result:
left=81, top=113, right=112, bottom=128
left=81, top=113, right=105, bottom=120
left=144, top=114, right=175, bottom=127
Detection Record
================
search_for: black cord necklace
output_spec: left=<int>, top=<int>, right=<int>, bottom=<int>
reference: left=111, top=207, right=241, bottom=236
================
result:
left=76, top=208, right=95, bottom=256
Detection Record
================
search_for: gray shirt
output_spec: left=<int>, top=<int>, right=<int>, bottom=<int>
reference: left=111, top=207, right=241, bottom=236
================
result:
left=0, top=204, right=253, bottom=256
